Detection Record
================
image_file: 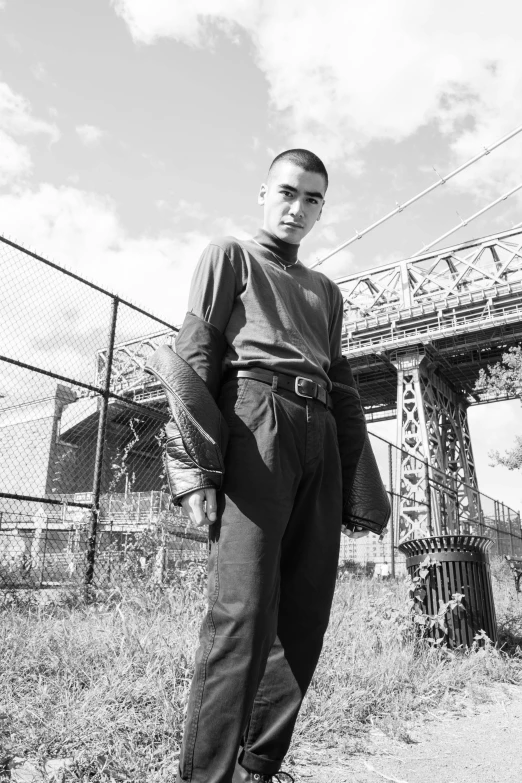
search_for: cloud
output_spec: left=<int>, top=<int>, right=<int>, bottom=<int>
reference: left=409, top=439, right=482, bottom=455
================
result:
left=0, top=81, right=59, bottom=141
left=0, top=130, right=31, bottom=184
left=76, top=124, right=104, bottom=146
left=0, top=184, right=208, bottom=324
left=111, top=0, right=257, bottom=46
left=0, top=183, right=214, bottom=405
left=0, top=80, right=60, bottom=183
left=32, top=62, right=47, bottom=82
left=112, top=0, right=522, bottom=191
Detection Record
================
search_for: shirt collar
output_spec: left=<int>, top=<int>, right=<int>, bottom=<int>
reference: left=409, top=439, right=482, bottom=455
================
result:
left=253, top=228, right=299, bottom=266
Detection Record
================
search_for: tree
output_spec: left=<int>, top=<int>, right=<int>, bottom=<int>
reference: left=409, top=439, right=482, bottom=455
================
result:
left=475, top=346, right=522, bottom=471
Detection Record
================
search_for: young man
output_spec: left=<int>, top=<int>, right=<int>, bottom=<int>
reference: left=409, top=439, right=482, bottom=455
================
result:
left=170, top=149, right=369, bottom=783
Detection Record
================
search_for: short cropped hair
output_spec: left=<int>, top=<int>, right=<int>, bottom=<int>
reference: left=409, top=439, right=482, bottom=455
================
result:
left=268, top=148, right=328, bottom=190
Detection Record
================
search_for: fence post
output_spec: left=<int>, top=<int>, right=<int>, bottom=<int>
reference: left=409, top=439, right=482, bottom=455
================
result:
left=39, top=517, right=49, bottom=588
left=494, top=500, right=501, bottom=556
left=500, top=502, right=506, bottom=557
left=507, top=507, right=515, bottom=556
left=388, top=443, right=395, bottom=578
left=85, top=296, right=119, bottom=589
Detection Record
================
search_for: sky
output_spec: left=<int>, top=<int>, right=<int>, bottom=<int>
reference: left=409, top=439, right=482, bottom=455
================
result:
left=0, top=0, right=521, bottom=511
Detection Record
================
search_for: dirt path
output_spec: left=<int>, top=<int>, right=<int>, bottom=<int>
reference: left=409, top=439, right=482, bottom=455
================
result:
left=293, top=684, right=522, bottom=783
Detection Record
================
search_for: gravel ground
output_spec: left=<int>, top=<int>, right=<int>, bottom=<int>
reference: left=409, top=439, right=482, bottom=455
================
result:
left=4, top=685, right=521, bottom=781
left=292, top=684, right=522, bottom=783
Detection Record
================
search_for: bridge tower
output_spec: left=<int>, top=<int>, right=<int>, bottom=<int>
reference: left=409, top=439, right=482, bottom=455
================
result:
left=336, top=226, right=522, bottom=543
left=392, top=349, right=481, bottom=542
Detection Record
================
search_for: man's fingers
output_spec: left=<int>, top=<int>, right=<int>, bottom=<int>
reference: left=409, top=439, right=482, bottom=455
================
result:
left=181, top=491, right=207, bottom=527
left=342, top=525, right=370, bottom=539
left=180, top=496, right=196, bottom=526
left=190, top=494, right=209, bottom=527
left=180, top=489, right=217, bottom=527
left=205, top=488, right=217, bottom=523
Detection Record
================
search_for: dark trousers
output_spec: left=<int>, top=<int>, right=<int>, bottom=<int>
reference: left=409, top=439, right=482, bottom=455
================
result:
left=177, top=378, right=342, bottom=783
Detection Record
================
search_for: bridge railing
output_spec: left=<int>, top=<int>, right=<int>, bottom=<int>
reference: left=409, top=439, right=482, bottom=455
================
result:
left=337, top=226, right=522, bottom=324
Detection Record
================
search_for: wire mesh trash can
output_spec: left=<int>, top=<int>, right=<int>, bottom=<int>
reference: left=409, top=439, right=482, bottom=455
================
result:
left=399, top=535, right=497, bottom=648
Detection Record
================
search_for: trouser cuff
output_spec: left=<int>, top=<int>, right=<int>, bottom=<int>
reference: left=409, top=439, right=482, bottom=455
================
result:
left=239, top=748, right=282, bottom=777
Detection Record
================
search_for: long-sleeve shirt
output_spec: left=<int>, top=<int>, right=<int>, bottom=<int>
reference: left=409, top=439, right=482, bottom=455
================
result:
left=176, top=229, right=345, bottom=397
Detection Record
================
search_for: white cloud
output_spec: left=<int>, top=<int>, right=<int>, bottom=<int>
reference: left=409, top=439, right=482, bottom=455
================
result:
left=0, top=81, right=59, bottom=141
left=76, top=124, right=104, bottom=146
left=0, top=184, right=208, bottom=324
left=0, top=130, right=31, bottom=184
left=111, top=0, right=257, bottom=46
left=32, top=62, right=47, bottom=82
left=0, top=80, right=60, bottom=183
left=0, top=183, right=214, bottom=404
left=112, top=0, right=522, bottom=192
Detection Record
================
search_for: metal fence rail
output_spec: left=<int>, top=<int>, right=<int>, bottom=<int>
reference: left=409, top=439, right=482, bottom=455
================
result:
left=0, top=234, right=197, bottom=590
left=1, top=233, right=521, bottom=589
left=342, top=432, right=522, bottom=576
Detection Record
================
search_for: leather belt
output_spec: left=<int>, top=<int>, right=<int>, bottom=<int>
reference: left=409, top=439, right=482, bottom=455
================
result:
left=225, top=368, right=332, bottom=409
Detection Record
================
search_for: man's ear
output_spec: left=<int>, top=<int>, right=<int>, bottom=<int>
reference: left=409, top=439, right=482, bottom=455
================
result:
left=258, top=183, right=267, bottom=205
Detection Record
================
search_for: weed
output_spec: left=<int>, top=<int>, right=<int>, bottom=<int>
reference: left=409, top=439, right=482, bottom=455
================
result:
left=0, top=557, right=520, bottom=781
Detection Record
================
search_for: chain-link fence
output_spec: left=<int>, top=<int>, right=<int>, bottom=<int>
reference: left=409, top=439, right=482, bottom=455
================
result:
left=340, top=432, right=522, bottom=575
left=0, top=235, right=207, bottom=590
left=1, top=234, right=521, bottom=589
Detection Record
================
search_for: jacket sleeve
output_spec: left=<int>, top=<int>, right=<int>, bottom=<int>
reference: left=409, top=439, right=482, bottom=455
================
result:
left=164, top=419, right=225, bottom=505
left=164, top=241, right=237, bottom=503
left=328, top=285, right=390, bottom=534
left=328, top=356, right=368, bottom=532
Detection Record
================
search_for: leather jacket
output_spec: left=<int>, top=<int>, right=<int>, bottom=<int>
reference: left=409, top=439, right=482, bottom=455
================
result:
left=329, top=357, right=390, bottom=535
left=147, top=315, right=389, bottom=534
left=144, top=341, right=228, bottom=504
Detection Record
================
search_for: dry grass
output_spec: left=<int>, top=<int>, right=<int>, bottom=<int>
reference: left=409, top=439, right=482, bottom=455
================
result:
left=1, top=558, right=521, bottom=781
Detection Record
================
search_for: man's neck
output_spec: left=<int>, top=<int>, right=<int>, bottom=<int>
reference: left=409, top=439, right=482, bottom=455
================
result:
left=254, top=228, right=299, bottom=266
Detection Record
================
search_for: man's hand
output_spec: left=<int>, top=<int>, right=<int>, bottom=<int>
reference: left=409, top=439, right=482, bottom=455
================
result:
left=181, top=487, right=218, bottom=527
left=342, top=525, right=370, bottom=540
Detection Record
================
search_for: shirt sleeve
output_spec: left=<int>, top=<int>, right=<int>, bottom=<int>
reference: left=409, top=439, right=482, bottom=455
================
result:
left=175, top=241, right=238, bottom=398
left=187, top=242, right=238, bottom=331
left=328, top=282, right=344, bottom=363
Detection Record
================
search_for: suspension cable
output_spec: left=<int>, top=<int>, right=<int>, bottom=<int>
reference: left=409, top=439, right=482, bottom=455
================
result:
left=310, top=123, right=522, bottom=269
left=414, top=183, right=522, bottom=255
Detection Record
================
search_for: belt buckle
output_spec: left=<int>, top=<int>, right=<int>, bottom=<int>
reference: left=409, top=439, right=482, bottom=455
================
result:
left=295, top=376, right=316, bottom=399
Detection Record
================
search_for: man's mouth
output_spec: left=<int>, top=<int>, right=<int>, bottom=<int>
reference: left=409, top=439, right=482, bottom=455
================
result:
left=283, top=222, right=303, bottom=229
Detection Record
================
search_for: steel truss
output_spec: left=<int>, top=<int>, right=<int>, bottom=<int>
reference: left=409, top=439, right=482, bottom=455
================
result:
left=95, top=329, right=176, bottom=397
left=338, top=226, right=522, bottom=360
left=394, top=351, right=483, bottom=543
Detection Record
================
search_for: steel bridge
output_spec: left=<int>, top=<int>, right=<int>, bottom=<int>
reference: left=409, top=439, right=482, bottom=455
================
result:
left=96, top=226, right=522, bottom=544
left=337, top=226, right=522, bottom=541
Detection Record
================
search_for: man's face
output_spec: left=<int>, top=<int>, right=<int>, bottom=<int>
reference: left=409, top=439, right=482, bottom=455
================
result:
left=258, top=160, right=326, bottom=245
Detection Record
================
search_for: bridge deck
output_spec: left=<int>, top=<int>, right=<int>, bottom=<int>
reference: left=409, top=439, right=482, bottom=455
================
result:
left=339, top=226, right=522, bottom=418
left=91, top=227, right=522, bottom=422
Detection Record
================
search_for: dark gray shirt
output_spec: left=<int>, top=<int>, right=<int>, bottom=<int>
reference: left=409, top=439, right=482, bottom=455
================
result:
left=185, top=230, right=344, bottom=391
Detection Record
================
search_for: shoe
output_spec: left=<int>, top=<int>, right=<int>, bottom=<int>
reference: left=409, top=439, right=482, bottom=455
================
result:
left=232, top=762, right=294, bottom=783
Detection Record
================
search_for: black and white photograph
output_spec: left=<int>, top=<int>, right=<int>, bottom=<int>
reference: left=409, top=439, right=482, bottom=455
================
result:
left=1, top=2, right=522, bottom=782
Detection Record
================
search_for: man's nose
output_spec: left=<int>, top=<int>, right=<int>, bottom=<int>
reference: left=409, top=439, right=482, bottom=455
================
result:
left=289, top=199, right=304, bottom=217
